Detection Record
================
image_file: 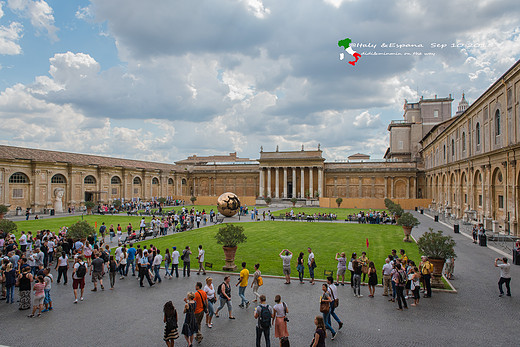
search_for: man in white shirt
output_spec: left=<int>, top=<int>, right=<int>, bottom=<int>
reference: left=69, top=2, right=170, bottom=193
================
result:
left=279, top=249, right=293, bottom=284
left=327, top=277, right=343, bottom=331
left=197, top=245, right=206, bottom=275
left=495, top=257, right=511, bottom=297
left=47, top=239, right=55, bottom=265
left=171, top=247, right=180, bottom=278
left=153, top=250, right=163, bottom=283
left=382, top=258, right=393, bottom=296
left=139, top=218, right=146, bottom=233
left=19, top=231, right=28, bottom=253
left=308, top=247, right=315, bottom=285
left=114, top=244, right=123, bottom=263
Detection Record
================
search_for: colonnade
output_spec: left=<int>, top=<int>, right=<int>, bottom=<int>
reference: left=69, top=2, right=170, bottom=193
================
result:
left=259, top=166, right=323, bottom=198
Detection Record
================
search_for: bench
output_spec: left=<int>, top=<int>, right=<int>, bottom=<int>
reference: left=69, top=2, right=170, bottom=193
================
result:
left=214, top=217, right=224, bottom=225
left=205, top=262, right=213, bottom=269
left=138, top=230, right=154, bottom=241
left=324, top=270, right=334, bottom=277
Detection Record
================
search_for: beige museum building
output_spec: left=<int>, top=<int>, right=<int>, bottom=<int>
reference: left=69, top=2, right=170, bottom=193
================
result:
left=1, top=59, right=520, bottom=236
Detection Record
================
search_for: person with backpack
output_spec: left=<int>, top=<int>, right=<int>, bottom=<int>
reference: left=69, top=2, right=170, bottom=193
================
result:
left=215, top=276, right=235, bottom=319
left=72, top=255, right=87, bottom=303
left=420, top=256, right=433, bottom=298
left=393, top=263, right=408, bottom=310
left=254, top=294, right=274, bottom=347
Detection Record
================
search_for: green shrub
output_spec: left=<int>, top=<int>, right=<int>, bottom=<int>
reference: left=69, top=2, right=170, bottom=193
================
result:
left=214, top=224, right=247, bottom=247
left=417, top=228, right=456, bottom=259
left=67, top=221, right=96, bottom=241
left=0, top=219, right=17, bottom=234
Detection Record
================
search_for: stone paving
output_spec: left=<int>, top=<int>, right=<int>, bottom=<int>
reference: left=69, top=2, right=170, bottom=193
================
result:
left=1, top=211, right=519, bottom=346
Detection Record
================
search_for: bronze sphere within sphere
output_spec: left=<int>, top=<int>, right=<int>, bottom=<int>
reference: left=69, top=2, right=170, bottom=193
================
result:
left=217, top=192, right=241, bottom=217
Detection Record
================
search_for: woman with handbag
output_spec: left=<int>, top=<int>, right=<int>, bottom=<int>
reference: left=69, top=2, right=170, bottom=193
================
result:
left=359, top=251, right=369, bottom=283
left=310, top=315, right=327, bottom=347
left=203, top=277, right=216, bottom=328
left=319, top=284, right=336, bottom=340
left=273, top=295, right=289, bottom=346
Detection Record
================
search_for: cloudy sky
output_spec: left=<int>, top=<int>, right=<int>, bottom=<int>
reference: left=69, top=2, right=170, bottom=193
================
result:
left=1, top=0, right=519, bottom=163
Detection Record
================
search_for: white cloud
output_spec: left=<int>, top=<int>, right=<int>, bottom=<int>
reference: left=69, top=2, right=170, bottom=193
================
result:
left=241, top=0, right=271, bottom=19
left=353, top=111, right=381, bottom=128
left=7, top=0, right=58, bottom=41
left=0, top=21, right=23, bottom=55
left=75, top=6, right=92, bottom=20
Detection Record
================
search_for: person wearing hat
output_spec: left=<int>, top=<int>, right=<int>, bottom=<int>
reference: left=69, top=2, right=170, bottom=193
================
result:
left=171, top=247, right=180, bottom=278
left=139, top=250, right=154, bottom=287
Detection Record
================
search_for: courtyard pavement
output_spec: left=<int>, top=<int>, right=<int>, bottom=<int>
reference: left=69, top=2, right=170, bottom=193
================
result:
left=1, top=210, right=519, bottom=346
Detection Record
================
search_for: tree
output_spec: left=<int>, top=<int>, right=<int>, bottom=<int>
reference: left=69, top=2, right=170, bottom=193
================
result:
left=158, top=197, right=167, bottom=205
left=397, top=212, right=420, bottom=228
left=113, top=200, right=122, bottom=209
left=214, top=224, right=247, bottom=248
left=417, top=228, right=457, bottom=260
left=67, top=221, right=96, bottom=241
left=0, top=204, right=8, bottom=219
left=336, top=197, right=343, bottom=208
left=290, top=197, right=298, bottom=206
left=0, top=219, right=17, bottom=234
left=190, top=196, right=197, bottom=205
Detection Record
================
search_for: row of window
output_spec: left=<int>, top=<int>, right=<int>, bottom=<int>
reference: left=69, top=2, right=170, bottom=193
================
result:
left=8, top=172, right=174, bottom=185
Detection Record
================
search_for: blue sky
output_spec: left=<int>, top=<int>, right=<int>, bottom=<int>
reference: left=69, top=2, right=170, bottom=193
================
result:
left=1, top=0, right=519, bottom=163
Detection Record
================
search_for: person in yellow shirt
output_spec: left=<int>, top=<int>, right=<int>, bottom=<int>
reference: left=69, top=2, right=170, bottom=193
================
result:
left=420, top=256, right=432, bottom=298
left=236, top=262, right=250, bottom=308
left=400, top=249, right=408, bottom=267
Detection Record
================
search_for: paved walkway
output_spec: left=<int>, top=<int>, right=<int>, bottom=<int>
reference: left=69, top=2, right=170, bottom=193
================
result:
left=1, top=211, right=519, bottom=346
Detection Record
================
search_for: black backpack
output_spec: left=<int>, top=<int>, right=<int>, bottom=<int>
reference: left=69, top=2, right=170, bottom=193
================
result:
left=217, top=282, right=225, bottom=297
left=398, top=270, right=407, bottom=284
left=76, top=262, right=87, bottom=278
left=258, top=305, right=271, bottom=329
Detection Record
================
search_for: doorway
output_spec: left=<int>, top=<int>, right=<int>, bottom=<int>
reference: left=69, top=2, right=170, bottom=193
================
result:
left=85, top=192, right=94, bottom=202
left=287, top=183, right=293, bottom=198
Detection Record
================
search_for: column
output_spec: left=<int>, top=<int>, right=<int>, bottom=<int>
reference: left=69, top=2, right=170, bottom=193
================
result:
left=317, top=168, right=323, bottom=197
left=309, top=167, right=313, bottom=198
left=358, top=176, right=363, bottom=198
left=406, top=177, right=410, bottom=199
left=259, top=169, right=264, bottom=197
left=283, top=167, right=288, bottom=198
left=511, top=161, right=517, bottom=233
left=390, top=177, right=394, bottom=199
left=275, top=167, right=280, bottom=198
left=267, top=168, right=272, bottom=198
left=384, top=177, right=388, bottom=198
left=480, top=166, right=486, bottom=219
left=292, top=168, right=297, bottom=198
left=345, top=176, right=350, bottom=198
left=300, top=167, right=305, bottom=198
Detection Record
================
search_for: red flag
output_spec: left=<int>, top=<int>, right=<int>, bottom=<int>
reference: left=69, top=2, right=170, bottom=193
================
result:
left=366, top=238, right=369, bottom=248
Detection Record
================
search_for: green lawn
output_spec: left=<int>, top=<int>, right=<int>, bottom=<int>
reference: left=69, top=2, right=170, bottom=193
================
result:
left=272, top=207, right=387, bottom=220
left=133, top=221, right=420, bottom=280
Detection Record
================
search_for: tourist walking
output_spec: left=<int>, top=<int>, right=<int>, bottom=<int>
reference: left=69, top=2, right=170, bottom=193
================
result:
left=171, top=247, right=180, bottom=278
left=204, top=277, right=216, bottom=328
left=237, top=262, right=250, bottom=308
left=139, top=250, right=154, bottom=287
left=163, top=300, right=179, bottom=347
left=279, top=249, right=292, bottom=284
left=215, top=276, right=235, bottom=319
left=251, top=263, right=262, bottom=304
left=367, top=261, right=377, bottom=297
left=495, top=257, right=511, bottom=297
left=296, top=252, right=305, bottom=284
left=153, top=249, right=163, bottom=283
left=393, top=264, right=408, bottom=310
left=164, top=248, right=172, bottom=279
left=109, top=256, right=117, bottom=289
left=348, top=252, right=357, bottom=288
left=352, top=259, right=362, bottom=297
left=181, top=292, right=198, bottom=347
left=18, top=266, right=33, bottom=310
left=90, top=254, right=105, bottom=292
left=72, top=255, right=87, bottom=303
left=310, top=316, right=327, bottom=347
left=55, top=252, right=68, bottom=285
left=382, top=258, right=393, bottom=297
left=319, top=284, right=336, bottom=340
left=28, top=275, right=45, bottom=318
left=273, top=295, right=289, bottom=347
left=182, top=246, right=192, bottom=277
left=326, top=277, right=343, bottom=331
left=197, top=245, right=206, bottom=275
left=42, top=268, right=53, bottom=312
left=126, top=243, right=136, bottom=276
left=254, top=294, right=273, bottom=347
left=193, top=282, right=208, bottom=343
left=335, top=252, right=347, bottom=286
left=308, top=248, right=316, bottom=285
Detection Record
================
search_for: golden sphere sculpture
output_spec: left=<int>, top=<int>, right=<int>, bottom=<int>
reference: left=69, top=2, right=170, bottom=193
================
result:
left=217, top=192, right=241, bottom=217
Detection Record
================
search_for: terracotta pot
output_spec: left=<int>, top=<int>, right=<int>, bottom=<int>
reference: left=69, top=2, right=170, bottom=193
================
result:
left=0, top=213, right=4, bottom=220
left=402, top=226, right=413, bottom=242
left=429, top=258, right=446, bottom=288
left=222, top=246, right=238, bottom=271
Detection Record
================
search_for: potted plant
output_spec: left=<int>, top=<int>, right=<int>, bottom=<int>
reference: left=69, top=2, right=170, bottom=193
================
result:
left=265, top=197, right=272, bottom=206
left=290, top=197, right=297, bottom=206
left=113, top=200, right=122, bottom=211
left=0, top=219, right=17, bottom=234
left=214, top=224, right=247, bottom=271
left=84, top=201, right=95, bottom=215
left=417, top=228, right=457, bottom=288
left=157, top=197, right=167, bottom=206
left=190, top=196, right=197, bottom=205
left=0, top=204, right=8, bottom=219
left=336, top=197, right=343, bottom=208
left=305, top=189, right=310, bottom=199
left=397, top=212, right=420, bottom=242
left=314, top=191, right=320, bottom=198
left=67, top=220, right=96, bottom=242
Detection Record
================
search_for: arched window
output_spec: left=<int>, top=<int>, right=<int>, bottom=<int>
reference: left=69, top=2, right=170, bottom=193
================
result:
left=133, top=177, right=142, bottom=185
left=51, top=174, right=66, bottom=184
left=152, top=177, right=159, bottom=185
left=84, top=175, right=96, bottom=184
left=451, top=139, right=455, bottom=156
left=462, top=132, right=466, bottom=151
left=168, top=178, right=174, bottom=185
left=181, top=178, right=187, bottom=186
left=9, top=172, right=28, bottom=183
left=476, top=122, right=481, bottom=145
left=111, top=176, right=121, bottom=184
left=495, top=110, right=501, bottom=136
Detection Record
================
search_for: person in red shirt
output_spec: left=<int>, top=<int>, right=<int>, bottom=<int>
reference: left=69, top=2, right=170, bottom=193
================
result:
left=191, top=282, right=207, bottom=343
